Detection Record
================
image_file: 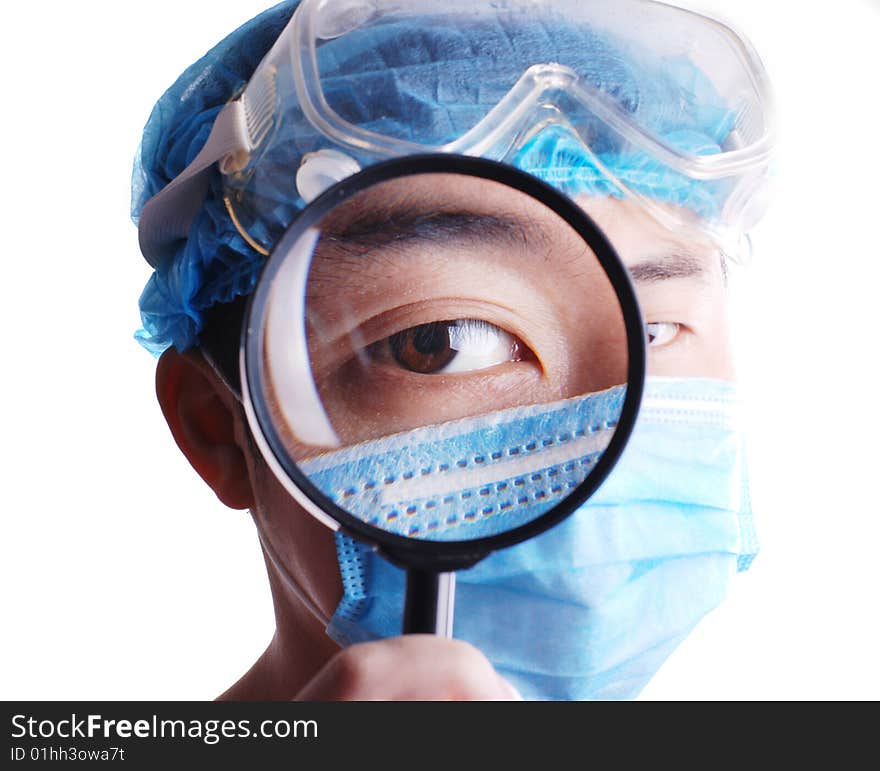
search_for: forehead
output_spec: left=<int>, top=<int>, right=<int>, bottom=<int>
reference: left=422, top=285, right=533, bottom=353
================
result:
left=308, top=171, right=610, bottom=290
left=576, top=195, right=721, bottom=268
left=316, top=171, right=723, bottom=278
left=321, top=172, right=570, bottom=234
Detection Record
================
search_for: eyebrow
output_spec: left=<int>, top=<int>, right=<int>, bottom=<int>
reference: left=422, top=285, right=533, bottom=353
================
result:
left=321, top=207, right=550, bottom=254
left=319, top=203, right=710, bottom=285
left=627, top=252, right=708, bottom=284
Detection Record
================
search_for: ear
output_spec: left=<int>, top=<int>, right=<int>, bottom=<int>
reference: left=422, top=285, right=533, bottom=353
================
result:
left=155, top=348, right=255, bottom=510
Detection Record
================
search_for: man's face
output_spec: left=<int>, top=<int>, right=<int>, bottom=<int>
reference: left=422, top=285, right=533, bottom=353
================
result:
left=245, top=173, right=735, bottom=620
left=259, top=173, right=733, bottom=453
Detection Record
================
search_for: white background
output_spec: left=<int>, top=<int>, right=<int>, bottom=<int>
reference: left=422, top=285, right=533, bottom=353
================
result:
left=1, top=0, right=878, bottom=701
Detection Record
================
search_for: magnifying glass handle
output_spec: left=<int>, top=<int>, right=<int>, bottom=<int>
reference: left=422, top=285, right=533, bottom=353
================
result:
left=402, top=569, right=456, bottom=636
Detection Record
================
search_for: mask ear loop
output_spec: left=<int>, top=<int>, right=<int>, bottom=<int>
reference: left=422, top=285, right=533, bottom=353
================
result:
left=223, top=195, right=271, bottom=257
left=254, top=515, right=332, bottom=629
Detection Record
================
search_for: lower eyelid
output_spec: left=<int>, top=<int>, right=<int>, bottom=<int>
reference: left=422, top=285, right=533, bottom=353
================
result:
left=344, top=358, right=540, bottom=393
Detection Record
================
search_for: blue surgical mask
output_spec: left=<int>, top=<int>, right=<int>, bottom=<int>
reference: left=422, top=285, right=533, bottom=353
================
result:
left=314, top=377, right=758, bottom=700
left=299, top=384, right=626, bottom=541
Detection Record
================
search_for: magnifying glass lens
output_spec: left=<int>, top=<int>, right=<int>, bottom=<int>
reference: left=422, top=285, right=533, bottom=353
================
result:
left=246, top=162, right=638, bottom=549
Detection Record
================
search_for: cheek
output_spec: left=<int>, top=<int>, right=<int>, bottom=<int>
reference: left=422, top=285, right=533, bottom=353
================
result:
left=648, top=329, right=736, bottom=379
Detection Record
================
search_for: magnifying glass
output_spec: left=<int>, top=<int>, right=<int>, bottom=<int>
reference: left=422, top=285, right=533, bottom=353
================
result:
left=241, top=155, right=645, bottom=636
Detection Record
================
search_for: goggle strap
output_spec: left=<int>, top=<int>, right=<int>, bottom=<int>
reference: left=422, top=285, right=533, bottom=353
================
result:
left=138, top=100, right=251, bottom=267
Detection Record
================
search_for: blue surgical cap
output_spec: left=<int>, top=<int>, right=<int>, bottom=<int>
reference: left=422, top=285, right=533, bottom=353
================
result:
left=132, top=0, right=734, bottom=355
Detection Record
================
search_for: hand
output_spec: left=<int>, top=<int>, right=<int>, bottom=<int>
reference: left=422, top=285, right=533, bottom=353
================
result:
left=295, top=635, right=523, bottom=701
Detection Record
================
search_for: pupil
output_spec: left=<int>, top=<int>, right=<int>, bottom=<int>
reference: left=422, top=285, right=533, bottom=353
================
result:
left=412, top=323, right=449, bottom=355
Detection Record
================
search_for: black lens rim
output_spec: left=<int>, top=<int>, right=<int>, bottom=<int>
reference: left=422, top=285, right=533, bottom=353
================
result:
left=243, top=153, right=646, bottom=572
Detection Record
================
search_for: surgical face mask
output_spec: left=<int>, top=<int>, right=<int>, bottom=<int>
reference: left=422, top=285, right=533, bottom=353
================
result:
left=297, top=384, right=626, bottom=541
left=296, top=377, right=757, bottom=701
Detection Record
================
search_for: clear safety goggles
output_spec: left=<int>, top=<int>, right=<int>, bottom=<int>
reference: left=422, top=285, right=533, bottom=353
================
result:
left=139, top=0, right=774, bottom=267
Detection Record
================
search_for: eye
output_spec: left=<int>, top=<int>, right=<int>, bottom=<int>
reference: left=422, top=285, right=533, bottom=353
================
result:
left=646, top=321, right=681, bottom=348
left=384, top=319, right=525, bottom=374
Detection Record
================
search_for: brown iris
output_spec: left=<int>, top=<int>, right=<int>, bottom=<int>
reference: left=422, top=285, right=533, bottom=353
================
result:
left=388, top=321, right=458, bottom=374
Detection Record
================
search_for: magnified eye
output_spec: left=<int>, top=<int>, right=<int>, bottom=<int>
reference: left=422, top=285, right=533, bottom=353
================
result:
left=385, top=319, right=525, bottom=374
left=646, top=321, right=681, bottom=347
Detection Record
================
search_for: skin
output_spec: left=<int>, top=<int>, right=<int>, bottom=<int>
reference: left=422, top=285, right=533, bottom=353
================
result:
left=155, top=186, right=734, bottom=701
left=266, top=174, right=628, bottom=453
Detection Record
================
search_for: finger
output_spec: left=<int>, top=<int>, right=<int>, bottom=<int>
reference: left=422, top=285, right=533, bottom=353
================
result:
left=295, top=636, right=521, bottom=701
